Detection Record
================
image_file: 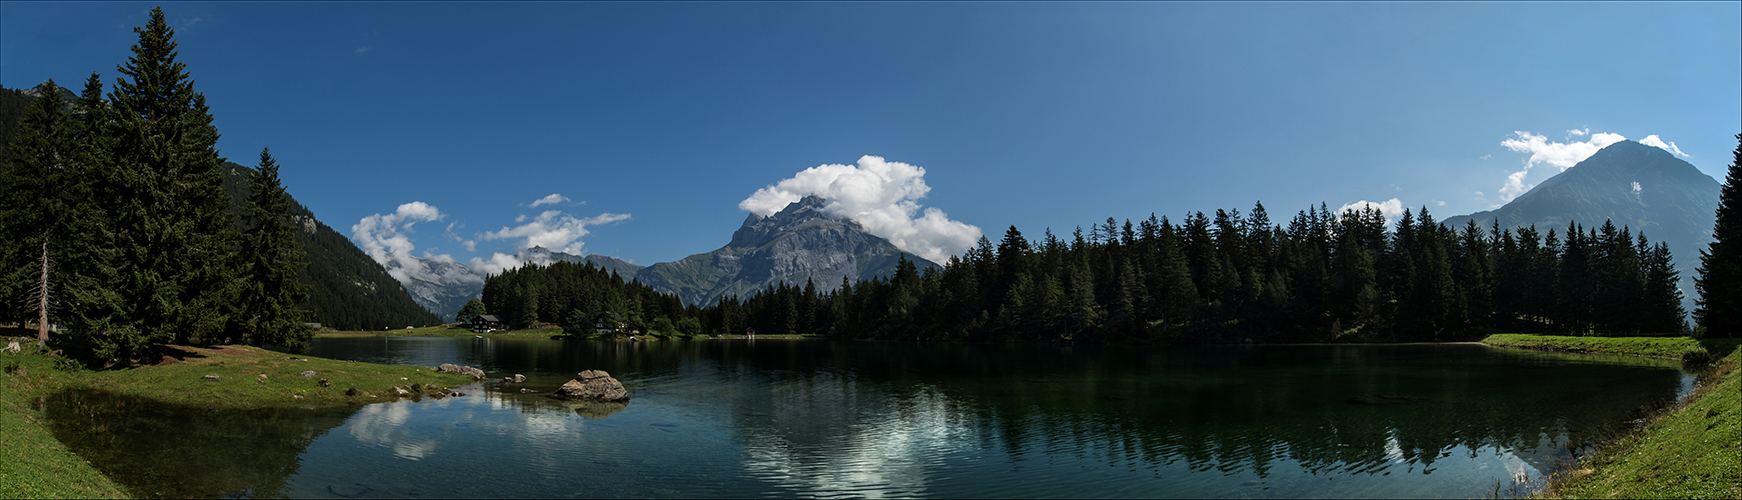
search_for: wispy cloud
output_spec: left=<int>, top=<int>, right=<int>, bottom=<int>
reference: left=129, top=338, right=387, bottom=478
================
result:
left=527, top=193, right=570, bottom=208
left=351, top=202, right=468, bottom=284
left=739, top=155, right=982, bottom=263
left=355, top=46, right=371, bottom=53
left=1638, top=135, right=1691, bottom=158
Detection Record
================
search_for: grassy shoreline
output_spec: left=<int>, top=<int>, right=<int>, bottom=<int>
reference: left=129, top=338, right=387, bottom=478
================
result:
left=1481, top=334, right=1741, bottom=498
left=0, top=337, right=477, bottom=498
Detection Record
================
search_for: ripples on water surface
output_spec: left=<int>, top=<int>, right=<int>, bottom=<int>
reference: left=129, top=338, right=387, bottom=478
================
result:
left=50, top=339, right=1693, bottom=498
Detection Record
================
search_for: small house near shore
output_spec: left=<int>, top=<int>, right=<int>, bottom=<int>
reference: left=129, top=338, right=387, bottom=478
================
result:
left=472, top=314, right=505, bottom=332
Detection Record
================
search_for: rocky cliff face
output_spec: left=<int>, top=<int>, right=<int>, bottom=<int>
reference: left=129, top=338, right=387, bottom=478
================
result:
left=636, top=195, right=938, bottom=306
left=383, top=254, right=483, bottom=322
left=1444, top=140, right=1720, bottom=314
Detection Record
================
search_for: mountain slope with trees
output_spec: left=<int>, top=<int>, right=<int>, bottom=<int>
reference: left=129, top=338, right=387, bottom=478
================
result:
left=0, top=9, right=437, bottom=365
left=1444, top=140, right=1720, bottom=314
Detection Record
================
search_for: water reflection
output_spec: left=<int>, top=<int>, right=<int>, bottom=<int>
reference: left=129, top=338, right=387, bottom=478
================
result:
left=57, top=339, right=1692, bottom=499
left=45, top=390, right=357, bottom=498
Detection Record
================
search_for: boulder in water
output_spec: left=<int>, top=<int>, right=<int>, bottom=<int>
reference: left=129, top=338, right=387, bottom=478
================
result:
left=437, top=363, right=486, bottom=380
left=550, top=370, right=629, bottom=402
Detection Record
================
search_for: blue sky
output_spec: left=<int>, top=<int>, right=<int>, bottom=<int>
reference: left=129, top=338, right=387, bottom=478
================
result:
left=4, top=2, right=1738, bottom=272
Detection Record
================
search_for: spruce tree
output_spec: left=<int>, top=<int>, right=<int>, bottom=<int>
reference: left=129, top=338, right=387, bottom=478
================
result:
left=237, top=148, right=314, bottom=352
left=0, top=80, right=79, bottom=341
left=78, top=7, right=239, bottom=363
left=1695, top=134, right=1742, bottom=336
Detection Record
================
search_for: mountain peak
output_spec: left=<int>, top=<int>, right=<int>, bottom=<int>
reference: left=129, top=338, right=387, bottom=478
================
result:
left=730, top=195, right=861, bottom=248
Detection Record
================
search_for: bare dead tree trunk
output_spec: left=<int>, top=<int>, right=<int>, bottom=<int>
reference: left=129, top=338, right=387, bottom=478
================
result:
left=37, top=240, right=49, bottom=341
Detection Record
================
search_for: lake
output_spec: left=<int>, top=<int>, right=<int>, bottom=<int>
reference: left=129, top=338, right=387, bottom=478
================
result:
left=47, top=338, right=1695, bottom=498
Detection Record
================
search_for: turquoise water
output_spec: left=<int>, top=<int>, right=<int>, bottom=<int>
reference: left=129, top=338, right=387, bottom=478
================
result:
left=50, top=339, right=1692, bottom=498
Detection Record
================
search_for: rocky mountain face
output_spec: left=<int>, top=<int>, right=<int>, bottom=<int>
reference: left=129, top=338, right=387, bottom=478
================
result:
left=382, top=254, right=482, bottom=323
left=1443, top=140, right=1720, bottom=313
left=636, top=195, right=939, bottom=306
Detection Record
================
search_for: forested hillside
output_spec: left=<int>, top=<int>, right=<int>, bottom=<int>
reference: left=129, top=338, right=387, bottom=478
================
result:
left=1, top=85, right=439, bottom=331
left=218, top=163, right=440, bottom=330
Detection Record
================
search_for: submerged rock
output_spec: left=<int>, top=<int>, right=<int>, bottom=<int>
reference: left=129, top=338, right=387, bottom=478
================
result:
left=437, top=363, right=487, bottom=380
left=550, top=370, right=630, bottom=402
left=560, top=399, right=629, bottom=419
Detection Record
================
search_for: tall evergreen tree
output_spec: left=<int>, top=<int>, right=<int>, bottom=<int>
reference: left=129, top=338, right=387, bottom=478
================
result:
left=72, top=7, right=240, bottom=363
left=236, top=148, right=314, bottom=351
left=1695, top=134, right=1742, bottom=336
left=0, top=80, right=83, bottom=341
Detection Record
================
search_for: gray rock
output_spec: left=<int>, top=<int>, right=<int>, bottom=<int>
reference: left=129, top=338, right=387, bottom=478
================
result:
left=513, top=374, right=526, bottom=383
left=393, top=386, right=410, bottom=396
left=299, top=370, right=318, bottom=378
left=319, top=378, right=333, bottom=387
left=202, top=374, right=221, bottom=381
left=550, top=370, right=630, bottom=402
left=436, top=363, right=487, bottom=380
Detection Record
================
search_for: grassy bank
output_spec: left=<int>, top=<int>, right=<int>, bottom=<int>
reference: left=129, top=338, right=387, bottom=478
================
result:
left=1480, top=334, right=1741, bottom=498
left=0, top=337, right=477, bottom=498
left=1539, top=348, right=1741, bottom=498
left=1482, top=333, right=1741, bottom=362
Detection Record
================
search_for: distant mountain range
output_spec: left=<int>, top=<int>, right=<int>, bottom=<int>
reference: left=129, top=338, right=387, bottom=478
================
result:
left=1443, top=140, right=1720, bottom=314
left=396, top=195, right=939, bottom=316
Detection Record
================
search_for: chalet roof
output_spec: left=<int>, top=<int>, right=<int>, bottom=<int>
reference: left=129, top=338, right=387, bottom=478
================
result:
left=477, top=315, right=501, bottom=323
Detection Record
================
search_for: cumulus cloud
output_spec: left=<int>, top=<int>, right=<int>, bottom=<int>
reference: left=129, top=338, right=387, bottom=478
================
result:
left=1337, top=198, right=1405, bottom=226
left=527, top=193, right=570, bottom=208
left=352, top=202, right=461, bottom=283
left=480, top=210, right=630, bottom=255
left=738, top=155, right=982, bottom=263
left=1638, top=135, right=1690, bottom=157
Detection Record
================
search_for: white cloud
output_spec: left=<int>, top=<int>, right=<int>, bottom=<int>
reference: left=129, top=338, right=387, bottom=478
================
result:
left=1434, top=200, right=1446, bottom=207
left=355, top=46, right=371, bottom=53
left=1496, top=130, right=1627, bottom=203
left=1638, top=135, right=1691, bottom=157
left=352, top=202, right=458, bottom=283
left=528, top=193, right=570, bottom=207
left=480, top=210, right=630, bottom=256
left=467, top=253, right=526, bottom=277
left=1632, top=181, right=1642, bottom=194
left=1479, top=154, right=1492, bottom=160
left=738, top=155, right=982, bottom=263
left=1337, top=198, right=1405, bottom=226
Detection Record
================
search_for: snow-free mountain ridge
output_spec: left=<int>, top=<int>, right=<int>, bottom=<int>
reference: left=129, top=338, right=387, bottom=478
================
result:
left=1443, top=140, right=1720, bottom=315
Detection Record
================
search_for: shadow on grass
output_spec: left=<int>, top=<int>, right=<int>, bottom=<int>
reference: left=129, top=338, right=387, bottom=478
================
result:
left=1696, top=338, right=1742, bottom=359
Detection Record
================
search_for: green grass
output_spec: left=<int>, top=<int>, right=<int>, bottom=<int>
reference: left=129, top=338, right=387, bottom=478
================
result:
left=0, top=349, right=128, bottom=499
left=1482, top=333, right=1742, bottom=362
left=0, top=336, right=478, bottom=498
left=1538, top=348, right=1742, bottom=498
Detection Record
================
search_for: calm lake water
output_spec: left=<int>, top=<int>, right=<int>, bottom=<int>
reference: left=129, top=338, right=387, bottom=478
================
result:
left=48, top=338, right=1695, bottom=499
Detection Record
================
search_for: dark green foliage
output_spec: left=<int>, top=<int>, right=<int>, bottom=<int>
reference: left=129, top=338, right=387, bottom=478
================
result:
left=234, top=148, right=314, bottom=352
left=455, top=298, right=487, bottom=325
left=67, top=7, right=242, bottom=363
left=483, top=260, right=690, bottom=335
left=1695, top=134, right=1742, bottom=336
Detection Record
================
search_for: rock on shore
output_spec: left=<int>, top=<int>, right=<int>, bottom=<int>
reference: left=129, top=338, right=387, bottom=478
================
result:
left=437, top=364, right=486, bottom=380
left=550, top=370, right=629, bottom=402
